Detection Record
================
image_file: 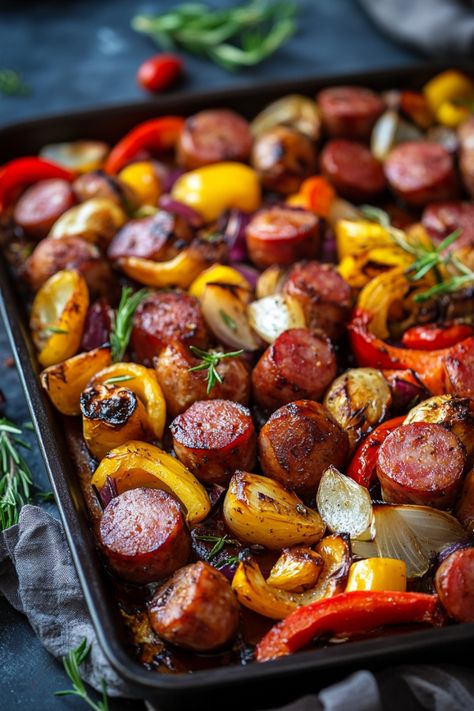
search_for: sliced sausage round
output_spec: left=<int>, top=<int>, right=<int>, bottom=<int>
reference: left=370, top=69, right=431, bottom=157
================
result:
left=131, top=291, right=209, bottom=365
left=13, top=179, right=75, bottom=238
left=435, top=548, right=474, bottom=622
left=422, top=201, right=474, bottom=251
left=177, top=109, right=252, bottom=170
left=384, top=141, right=456, bottom=206
left=148, top=561, right=239, bottom=651
left=317, top=85, right=385, bottom=141
left=252, top=328, right=337, bottom=411
left=282, top=260, right=352, bottom=341
left=154, top=342, right=251, bottom=418
left=376, top=422, right=465, bottom=509
left=170, top=399, right=256, bottom=485
left=445, top=337, right=474, bottom=399
left=246, top=206, right=320, bottom=269
left=458, top=117, right=474, bottom=198
left=108, top=211, right=177, bottom=262
left=251, top=125, right=317, bottom=194
left=321, top=139, right=386, bottom=201
left=73, top=170, right=138, bottom=210
left=258, top=400, right=349, bottom=498
left=99, top=487, right=191, bottom=584
left=25, top=236, right=114, bottom=296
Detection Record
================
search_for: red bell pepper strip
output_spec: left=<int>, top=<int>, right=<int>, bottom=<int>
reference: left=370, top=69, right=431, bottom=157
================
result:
left=347, top=415, right=405, bottom=488
left=256, top=591, right=445, bottom=662
left=0, top=157, right=74, bottom=211
left=103, top=116, right=185, bottom=174
left=402, top=323, right=474, bottom=351
left=348, top=308, right=474, bottom=395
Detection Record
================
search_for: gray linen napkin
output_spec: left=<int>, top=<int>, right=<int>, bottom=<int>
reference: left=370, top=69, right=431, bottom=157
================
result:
left=360, top=0, right=474, bottom=56
left=1, top=505, right=474, bottom=710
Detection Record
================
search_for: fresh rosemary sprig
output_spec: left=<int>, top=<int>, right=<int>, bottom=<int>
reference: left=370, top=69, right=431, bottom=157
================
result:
left=0, top=418, right=33, bottom=530
left=215, top=554, right=241, bottom=570
left=194, top=533, right=239, bottom=559
left=103, top=374, right=136, bottom=386
left=132, top=0, right=297, bottom=71
left=110, top=287, right=149, bottom=362
left=360, top=205, right=473, bottom=302
left=0, top=68, right=30, bottom=96
left=55, top=638, right=109, bottom=711
left=188, top=346, right=244, bottom=393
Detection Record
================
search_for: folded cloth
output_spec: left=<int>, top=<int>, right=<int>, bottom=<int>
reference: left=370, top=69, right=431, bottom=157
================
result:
left=2, top=505, right=474, bottom=710
left=360, top=0, right=474, bottom=56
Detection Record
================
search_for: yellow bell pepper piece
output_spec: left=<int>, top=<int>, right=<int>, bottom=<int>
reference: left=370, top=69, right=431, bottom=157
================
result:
left=345, top=558, right=407, bottom=593
left=189, top=264, right=251, bottom=299
left=335, top=219, right=394, bottom=261
left=118, top=248, right=206, bottom=289
left=424, top=70, right=474, bottom=112
left=119, top=161, right=161, bottom=206
left=40, top=346, right=112, bottom=416
left=286, top=193, right=308, bottom=209
left=30, top=270, right=89, bottom=367
left=90, top=362, right=166, bottom=440
left=172, top=162, right=261, bottom=222
left=436, top=100, right=472, bottom=129
left=91, top=440, right=211, bottom=524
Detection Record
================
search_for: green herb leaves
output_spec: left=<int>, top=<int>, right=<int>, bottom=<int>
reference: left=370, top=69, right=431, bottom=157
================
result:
left=0, top=68, right=30, bottom=96
left=188, top=346, right=244, bottom=393
left=360, top=204, right=474, bottom=302
left=55, top=638, right=109, bottom=711
left=110, top=287, right=149, bottom=362
left=132, top=0, right=297, bottom=71
left=0, top=419, right=33, bottom=530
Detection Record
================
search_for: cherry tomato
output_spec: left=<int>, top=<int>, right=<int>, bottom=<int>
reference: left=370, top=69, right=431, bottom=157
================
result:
left=137, top=54, right=183, bottom=94
left=402, top=323, right=474, bottom=351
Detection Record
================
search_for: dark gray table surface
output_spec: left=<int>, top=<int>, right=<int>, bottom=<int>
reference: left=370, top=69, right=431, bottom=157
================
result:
left=0, top=1, right=426, bottom=709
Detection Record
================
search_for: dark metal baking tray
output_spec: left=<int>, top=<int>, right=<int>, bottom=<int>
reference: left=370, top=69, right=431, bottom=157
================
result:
left=1, top=62, right=474, bottom=710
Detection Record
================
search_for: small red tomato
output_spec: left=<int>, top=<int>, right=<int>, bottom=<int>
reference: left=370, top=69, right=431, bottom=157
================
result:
left=137, top=54, right=183, bottom=93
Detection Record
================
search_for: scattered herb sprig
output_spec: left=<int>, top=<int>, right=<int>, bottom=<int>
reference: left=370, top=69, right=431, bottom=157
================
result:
left=0, top=68, right=30, bottom=96
left=104, top=374, right=136, bottom=386
left=188, top=346, right=244, bottom=393
left=215, top=554, right=241, bottom=570
left=55, top=638, right=109, bottom=711
left=0, top=418, right=33, bottom=530
left=132, top=0, right=297, bottom=71
left=110, top=287, right=149, bottom=362
left=360, top=205, right=474, bottom=302
left=195, top=533, right=237, bottom=558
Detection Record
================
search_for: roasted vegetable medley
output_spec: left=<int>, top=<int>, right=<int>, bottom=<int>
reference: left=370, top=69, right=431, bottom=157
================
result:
left=2, top=69, right=474, bottom=669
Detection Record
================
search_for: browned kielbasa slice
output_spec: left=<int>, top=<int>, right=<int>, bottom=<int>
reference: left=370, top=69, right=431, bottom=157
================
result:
left=317, top=86, right=385, bottom=141
left=177, top=109, right=252, bottom=170
left=13, top=179, right=75, bottom=238
left=99, top=487, right=191, bottom=584
left=282, top=260, right=352, bottom=341
left=458, top=117, right=474, bottom=197
left=170, top=399, right=256, bottom=485
left=384, top=141, right=456, bottom=207
left=422, top=202, right=474, bottom=251
left=131, top=291, right=209, bottom=365
left=435, top=548, right=474, bottom=622
left=73, top=170, right=138, bottom=210
left=25, top=236, right=114, bottom=296
left=320, top=139, right=386, bottom=201
left=252, top=328, right=336, bottom=412
left=108, top=211, right=176, bottom=262
left=148, top=561, right=239, bottom=651
left=456, top=467, right=474, bottom=532
left=376, top=422, right=465, bottom=509
left=246, top=206, right=320, bottom=269
left=251, top=125, right=317, bottom=194
left=445, top=337, right=474, bottom=399
left=155, top=342, right=251, bottom=418
left=258, top=400, right=349, bottom=498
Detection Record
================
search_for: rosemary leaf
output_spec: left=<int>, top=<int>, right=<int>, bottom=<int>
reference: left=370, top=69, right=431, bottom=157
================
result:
left=110, top=287, right=149, bottom=362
